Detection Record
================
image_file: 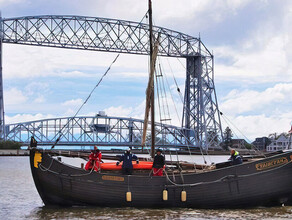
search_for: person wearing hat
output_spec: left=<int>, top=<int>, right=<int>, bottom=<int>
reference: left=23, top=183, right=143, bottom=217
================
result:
left=85, top=146, right=102, bottom=171
left=152, top=149, right=165, bottom=176
left=116, top=148, right=139, bottom=175
left=228, top=149, right=242, bottom=165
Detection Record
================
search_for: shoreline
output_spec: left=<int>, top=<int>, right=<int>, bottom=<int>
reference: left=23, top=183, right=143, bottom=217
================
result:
left=0, top=148, right=258, bottom=156
left=0, top=149, right=29, bottom=156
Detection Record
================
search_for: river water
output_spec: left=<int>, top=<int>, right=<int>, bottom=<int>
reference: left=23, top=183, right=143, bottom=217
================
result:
left=1, top=156, right=292, bottom=220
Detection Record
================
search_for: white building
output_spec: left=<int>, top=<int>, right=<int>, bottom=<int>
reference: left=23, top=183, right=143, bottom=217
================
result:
left=266, top=134, right=291, bottom=151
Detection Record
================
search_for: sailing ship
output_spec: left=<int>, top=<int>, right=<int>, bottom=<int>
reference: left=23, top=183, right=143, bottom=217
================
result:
left=29, top=1, right=292, bottom=208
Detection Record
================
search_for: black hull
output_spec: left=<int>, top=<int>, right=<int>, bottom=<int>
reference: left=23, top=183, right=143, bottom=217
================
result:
left=30, top=149, right=292, bottom=208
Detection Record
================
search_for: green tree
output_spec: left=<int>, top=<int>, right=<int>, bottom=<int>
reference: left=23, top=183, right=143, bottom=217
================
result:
left=222, top=126, right=233, bottom=150
left=0, top=140, right=22, bottom=149
left=245, top=143, right=253, bottom=150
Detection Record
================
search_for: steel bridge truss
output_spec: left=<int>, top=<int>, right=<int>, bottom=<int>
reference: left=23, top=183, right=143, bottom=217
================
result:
left=1, top=15, right=211, bottom=57
left=5, top=116, right=192, bottom=149
left=0, top=15, right=223, bottom=149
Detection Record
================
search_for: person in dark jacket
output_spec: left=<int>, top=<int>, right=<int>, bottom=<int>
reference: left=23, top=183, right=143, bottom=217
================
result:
left=228, top=149, right=242, bottom=165
left=116, top=148, right=139, bottom=175
left=152, top=149, right=165, bottom=176
left=30, top=136, right=38, bottom=148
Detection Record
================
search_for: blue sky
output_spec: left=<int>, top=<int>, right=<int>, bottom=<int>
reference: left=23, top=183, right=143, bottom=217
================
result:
left=1, top=0, right=292, bottom=140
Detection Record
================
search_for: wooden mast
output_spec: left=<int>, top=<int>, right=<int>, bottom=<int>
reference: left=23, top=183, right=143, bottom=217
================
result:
left=149, top=0, right=155, bottom=159
left=141, top=0, right=158, bottom=158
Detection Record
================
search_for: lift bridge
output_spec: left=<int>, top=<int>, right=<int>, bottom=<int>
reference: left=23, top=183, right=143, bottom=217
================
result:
left=0, top=15, right=223, bottom=149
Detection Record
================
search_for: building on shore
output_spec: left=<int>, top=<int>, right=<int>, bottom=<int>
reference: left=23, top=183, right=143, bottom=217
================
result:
left=266, top=134, right=291, bottom=152
left=230, top=139, right=248, bottom=149
left=252, top=137, right=271, bottom=151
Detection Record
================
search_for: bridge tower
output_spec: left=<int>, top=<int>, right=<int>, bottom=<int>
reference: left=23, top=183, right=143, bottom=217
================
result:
left=182, top=41, right=223, bottom=150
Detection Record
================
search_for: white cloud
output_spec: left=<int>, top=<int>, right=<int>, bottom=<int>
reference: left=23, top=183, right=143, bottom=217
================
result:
left=4, top=88, right=28, bottom=105
left=220, top=83, right=292, bottom=140
left=103, top=106, right=133, bottom=118
left=58, top=71, right=94, bottom=78
left=4, top=83, right=50, bottom=109
left=33, top=95, right=45, bottom=103
left=5, top=113, right=55, bottom=124
left=24, top=82, right=50, bottom=103
left=3, top=44, right=116, bottom=79
left=0, top=0, right=25, bottom=6
left=63, top=108, right=76, bottom=117
left=213, top=1, right=292, bottom=84
left=222, top=113, right=292, bottom=141
left=155, top=0, right=252, bottom=22
left=220, top=83, right=292, bottom=115
left=62, top=98, right=83, bottom=107
left=214, top=35, right=291, bottom=83
left=3, top=45, right=150, bottom=81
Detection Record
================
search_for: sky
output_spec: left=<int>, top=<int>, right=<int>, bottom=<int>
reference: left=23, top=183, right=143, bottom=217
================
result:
left=1, top=0, right=292, bottom=141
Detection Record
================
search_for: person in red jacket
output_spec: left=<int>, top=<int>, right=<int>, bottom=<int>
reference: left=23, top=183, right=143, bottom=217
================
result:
left=85, top=146, right=102, bottom=171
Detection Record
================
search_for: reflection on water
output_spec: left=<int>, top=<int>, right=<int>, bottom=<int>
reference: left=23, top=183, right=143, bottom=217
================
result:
left=27, top=206, right=292, bottom=220
left=1, top=157, right=292, bottom=220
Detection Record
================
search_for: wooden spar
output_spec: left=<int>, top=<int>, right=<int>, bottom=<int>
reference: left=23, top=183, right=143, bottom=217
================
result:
left=141, top=0, right=160, bottom=158
left=141, top=37, right=160, bottom=152
left=141, top=0, right=153, bottom=154
left=149, top=0, right=155, bottom=159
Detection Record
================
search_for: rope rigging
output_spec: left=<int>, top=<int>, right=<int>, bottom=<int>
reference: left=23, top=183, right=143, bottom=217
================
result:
left=166, top=57, right=210, bottom=164
left=159, top=59, right=181, bottom=123
left=165, top=56, right=211, bottom=160
left=39, top=156, right=97, bottom=177
left=219, top=111, right=266, bottom=157
left=138, top=14, right=195, bottom=162
left=50, top=11, right=150, bottom=150
left=148, top=13, right=210, bottom=164
left=153, top=54, right=209, bottom=166
left=51, top=53, right=120, bottom=149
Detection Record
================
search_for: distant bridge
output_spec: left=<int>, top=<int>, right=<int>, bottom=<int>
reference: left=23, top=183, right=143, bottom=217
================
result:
left=5, top=115, right=193, bottom=149
left=0, top=15, right=223, bottom=149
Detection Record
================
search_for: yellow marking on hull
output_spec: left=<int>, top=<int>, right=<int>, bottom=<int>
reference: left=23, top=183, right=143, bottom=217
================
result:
left=102, top=175, right=124, bottom=182
left=34, top=151, right=42, bottom=168
left=255, top=157, right=288, bottom=171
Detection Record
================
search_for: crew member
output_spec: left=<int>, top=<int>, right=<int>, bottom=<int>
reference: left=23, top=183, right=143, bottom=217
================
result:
left=228, top=149, right=242, bottom=165
left=30, top=136, right=38, bottom=148
left=85, top=146, right=102, bottom=171
left=116, top=148, right=139, bottom=175
left=152, top=149, right=165, bottom=176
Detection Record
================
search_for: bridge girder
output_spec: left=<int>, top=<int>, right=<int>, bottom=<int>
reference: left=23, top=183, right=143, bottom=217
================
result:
left=1, top=15, right=211, bottom=57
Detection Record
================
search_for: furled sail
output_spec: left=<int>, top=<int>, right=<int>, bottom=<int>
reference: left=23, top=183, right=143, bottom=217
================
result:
left=141, top=35, right=160, bottom=148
